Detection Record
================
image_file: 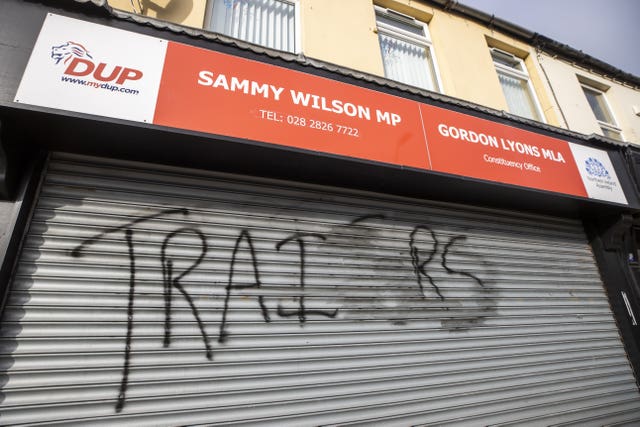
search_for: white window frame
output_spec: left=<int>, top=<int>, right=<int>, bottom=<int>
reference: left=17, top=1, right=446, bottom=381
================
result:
left=580, top=82, right=624, bottom=141
left=374, top=6, right=443, bottom=92
left=204, top=0, right=301, bottom=54
left=491, top=48, right=546, bottom=123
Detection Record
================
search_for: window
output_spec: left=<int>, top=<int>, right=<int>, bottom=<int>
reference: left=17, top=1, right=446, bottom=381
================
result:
left=581, top=83, right=624, bottom=141
left=491, top=48, right=544, bottom=122
left=375, top=7, right=441, bottom=92
left=206, top=0, right=297, bottom=53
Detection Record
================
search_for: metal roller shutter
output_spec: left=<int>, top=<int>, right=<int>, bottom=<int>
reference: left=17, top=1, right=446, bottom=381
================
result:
left=1, top=153, right=639, bottom=426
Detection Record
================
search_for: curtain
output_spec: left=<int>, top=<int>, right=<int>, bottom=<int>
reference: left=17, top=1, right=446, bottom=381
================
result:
left=210, top=0, right=295, bottom=53
left=378, top=33, right=436, bottom=91
left=498, top=72, right=540, bottom=121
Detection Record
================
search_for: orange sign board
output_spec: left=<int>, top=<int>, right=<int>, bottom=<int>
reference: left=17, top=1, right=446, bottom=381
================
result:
left=421, top=104, right=588, bottom=197
left=154, top=40, right=604, bottom=200
left=154, top=42, right=429, bottom=170
left=15, top=14, right=628, bottom=204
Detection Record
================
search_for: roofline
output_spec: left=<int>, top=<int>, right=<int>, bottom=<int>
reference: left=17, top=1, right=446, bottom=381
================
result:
left=429, top=0, right=640, bottom=88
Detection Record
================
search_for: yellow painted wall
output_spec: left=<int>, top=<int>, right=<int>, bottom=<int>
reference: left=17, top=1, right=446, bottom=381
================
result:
left=302, top=0, right=561, bottom=126
left=301, top=0, right=384, bottom=75
left=107, top=0, right=206, bottom=28
left=426, top=8, right=560, bottom=125
left=428, top=12, right=504, bottom=108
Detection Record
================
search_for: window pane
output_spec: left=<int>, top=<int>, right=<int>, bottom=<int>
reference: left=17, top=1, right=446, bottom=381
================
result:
left=582, top=87, right=614, bottom=124
left=497, top=71, right=541, bottom=121
left=210, top=0, right=295, bottom=52
left=378, top=33, right=436, bottom=91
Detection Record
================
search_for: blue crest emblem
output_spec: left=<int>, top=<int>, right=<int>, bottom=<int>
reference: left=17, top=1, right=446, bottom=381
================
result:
left=584, top=157, right=611, bottom=179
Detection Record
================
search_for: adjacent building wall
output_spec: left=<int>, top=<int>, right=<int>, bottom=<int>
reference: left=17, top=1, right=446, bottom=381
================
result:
left=539, top=53, right=640, bottom=146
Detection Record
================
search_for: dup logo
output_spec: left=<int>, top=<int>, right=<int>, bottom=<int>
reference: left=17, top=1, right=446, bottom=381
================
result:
left=51, top=41, right=144, bottom=86
left=584, top=157, right=611, bottom=180
left=51, top=41, right=93, bottom=64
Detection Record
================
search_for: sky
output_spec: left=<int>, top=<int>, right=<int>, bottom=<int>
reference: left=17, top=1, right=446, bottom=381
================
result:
left=458, top=0, right=640, bottom=77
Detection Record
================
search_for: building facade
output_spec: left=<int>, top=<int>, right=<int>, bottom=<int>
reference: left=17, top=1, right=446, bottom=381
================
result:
left=105, top=0, right=640, bottom=143
left=1, top=0, right=640, bottom=424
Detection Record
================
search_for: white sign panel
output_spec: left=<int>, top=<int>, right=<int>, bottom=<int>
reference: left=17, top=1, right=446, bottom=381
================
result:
left=14, top=13, right=167, bottom=123
left=569, top=142, right=628, bottom=205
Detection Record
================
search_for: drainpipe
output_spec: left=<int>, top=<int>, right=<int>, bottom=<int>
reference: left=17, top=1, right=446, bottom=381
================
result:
left=535, top=47, right=570, bottom=129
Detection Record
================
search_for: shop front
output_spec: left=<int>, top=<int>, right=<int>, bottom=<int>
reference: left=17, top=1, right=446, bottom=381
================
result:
left=1, top=1, right=640, bottom=425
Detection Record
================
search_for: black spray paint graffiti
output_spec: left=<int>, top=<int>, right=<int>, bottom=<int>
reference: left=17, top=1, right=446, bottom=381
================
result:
left=442, top=235, right=486, bottom=288
left=409, top=226, right=443, bottom=301
left=218, top=229, right=271, bottom=344
left=70, top=209, right=496, bottom=412
left=410, top=226, right=486, bottom=301
left=276, top=233, right=339, bottom=322
left=161, top=228, right=212, bottom=359
left=71, top=208, right=190, bottom=413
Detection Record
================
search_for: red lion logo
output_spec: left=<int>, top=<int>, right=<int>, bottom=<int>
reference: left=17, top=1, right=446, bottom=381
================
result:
left=51, top=41, right=93, bottom=65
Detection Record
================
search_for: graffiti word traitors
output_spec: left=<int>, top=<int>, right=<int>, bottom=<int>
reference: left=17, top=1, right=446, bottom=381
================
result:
left=71, top=208, right=495, bottom=412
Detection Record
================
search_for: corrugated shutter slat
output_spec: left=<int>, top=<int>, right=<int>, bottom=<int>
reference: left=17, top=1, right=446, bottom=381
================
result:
left=1, top=153, right=639, bottom=425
